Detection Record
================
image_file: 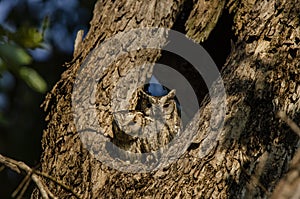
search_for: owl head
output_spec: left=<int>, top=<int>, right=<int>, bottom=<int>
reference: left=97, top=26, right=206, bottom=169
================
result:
left=136, top=85, right=180, bottom=118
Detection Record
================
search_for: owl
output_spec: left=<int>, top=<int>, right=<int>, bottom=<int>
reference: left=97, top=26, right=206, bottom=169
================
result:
left=110, top=85, right=182, bottom=163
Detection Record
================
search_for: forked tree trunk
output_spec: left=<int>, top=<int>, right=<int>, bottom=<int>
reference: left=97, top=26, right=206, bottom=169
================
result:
left=32, top=0, right=300, bottom=198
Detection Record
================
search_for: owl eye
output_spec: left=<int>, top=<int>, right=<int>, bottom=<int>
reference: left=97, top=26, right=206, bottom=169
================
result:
left=146, top=102, right=152, bottom=108
left=128, top=121, right=134, bottom=125
left=163, top=103, right=170, bottom=108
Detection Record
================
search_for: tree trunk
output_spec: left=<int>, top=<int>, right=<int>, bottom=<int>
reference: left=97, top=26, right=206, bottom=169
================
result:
left=32, top=0, right=300, bottom=198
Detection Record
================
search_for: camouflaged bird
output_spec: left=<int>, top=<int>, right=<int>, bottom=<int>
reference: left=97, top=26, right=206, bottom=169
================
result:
left=111, top=86, right=182, bottom=163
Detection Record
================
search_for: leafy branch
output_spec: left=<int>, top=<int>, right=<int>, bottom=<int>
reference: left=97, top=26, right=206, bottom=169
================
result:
left=0, top=17, right=49, bottom=93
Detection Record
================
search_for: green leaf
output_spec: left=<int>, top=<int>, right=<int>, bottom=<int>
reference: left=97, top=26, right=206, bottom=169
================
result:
left=0, top=24, right=45, bottom=49
left=0, top=43, right=32, bottom=66
left=19, top=66, right=47, bottom=93
left=13, top=26, right=44, bottom=49
left=41, top=16, right=50, bottom=37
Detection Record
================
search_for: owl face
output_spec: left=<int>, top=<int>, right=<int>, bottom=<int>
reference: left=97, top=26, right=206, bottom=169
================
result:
left=136, top=88, right=177, bottom=120
left=112, top=86, right=182, bottom=156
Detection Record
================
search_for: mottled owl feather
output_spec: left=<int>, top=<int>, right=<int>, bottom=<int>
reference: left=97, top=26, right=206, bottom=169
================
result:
left=111, top=87, right=182, bottom=162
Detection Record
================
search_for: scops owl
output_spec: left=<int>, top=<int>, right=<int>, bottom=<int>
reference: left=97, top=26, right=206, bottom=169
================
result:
left=111, top=84, right=182, bottom=162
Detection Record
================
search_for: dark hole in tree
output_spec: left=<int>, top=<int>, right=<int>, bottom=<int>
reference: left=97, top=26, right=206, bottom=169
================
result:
left=152, top=7, right=235, bottom=125
left=201, top=10, right=235, bottom=70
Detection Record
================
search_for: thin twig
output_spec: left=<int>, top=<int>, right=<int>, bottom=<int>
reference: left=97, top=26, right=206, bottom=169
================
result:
left=39, top=180, right=58, bottom=199
left=12, top=171, right=31, bottom=198
left=0, top=154, right=82, bottom=199
left=270, top=111, right=300, bottom=198
left=31, top=174, right=49, bottom=199
left=16, top=173, right=32, bottom=199
left=35, top=170, right=82, bottom=199
left=0, top=154, right=50, bottom=199
left=277, top=111, right=300, bottom=137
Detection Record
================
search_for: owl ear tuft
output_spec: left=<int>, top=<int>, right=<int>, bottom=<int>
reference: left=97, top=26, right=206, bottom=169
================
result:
left=137, top=87, right=149, bottom=97
left=167, top=89, right=176, bottom=98
left=160, top=89, right=176, bottom=102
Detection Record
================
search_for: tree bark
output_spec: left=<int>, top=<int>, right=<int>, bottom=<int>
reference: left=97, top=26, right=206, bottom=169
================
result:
left=33, top=0, right=300, bottom=198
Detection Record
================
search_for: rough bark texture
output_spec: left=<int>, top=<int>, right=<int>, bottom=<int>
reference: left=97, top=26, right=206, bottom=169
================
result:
left=33, top=0, right=300, bottom=198
left=185, top=0, right=226, bottom=43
